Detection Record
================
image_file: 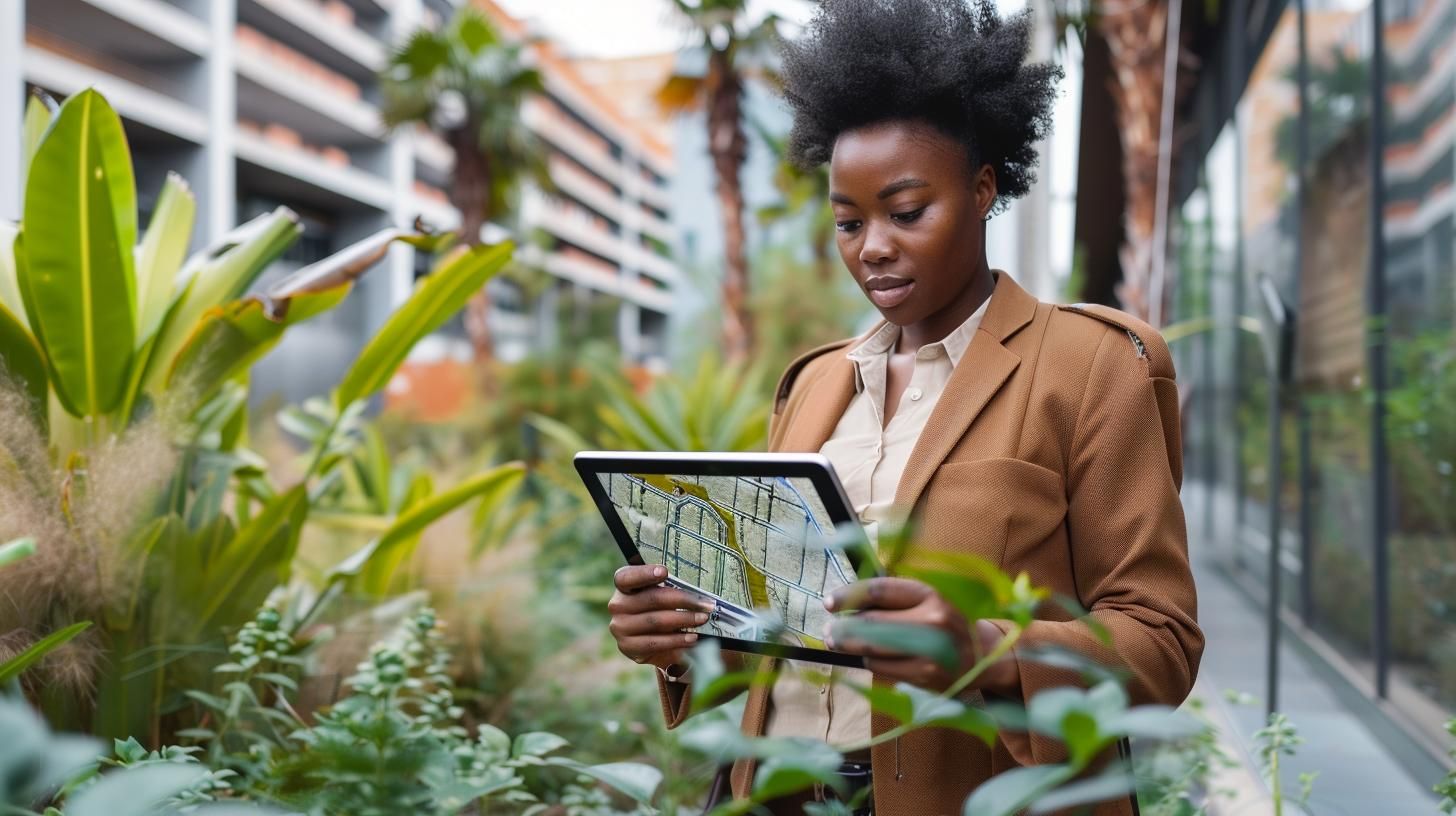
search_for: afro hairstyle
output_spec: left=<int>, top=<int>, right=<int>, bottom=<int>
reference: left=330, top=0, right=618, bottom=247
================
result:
left=779, top=0, right=1063, bottom=213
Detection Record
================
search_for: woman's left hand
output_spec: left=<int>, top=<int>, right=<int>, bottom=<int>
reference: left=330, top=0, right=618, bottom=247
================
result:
left=824, top=577, right=1015, bottom=696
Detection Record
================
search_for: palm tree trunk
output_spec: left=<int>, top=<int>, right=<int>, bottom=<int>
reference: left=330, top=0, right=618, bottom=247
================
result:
left=1099, top=0, right=1169, bottom=323
left=449, top=125, right=496, bottom=364
left=706, top=49, right=753, bottom=361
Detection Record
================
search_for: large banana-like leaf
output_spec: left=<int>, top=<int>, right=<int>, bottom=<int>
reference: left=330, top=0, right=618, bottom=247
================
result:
left=167, top=288, right=348, bottom=406
left=133, top=172, right=195, bottom=346
left=330, top=462, right=525, bottom=596
left=0, top=301, right=46, bottom=420
left=333, top=240, right=513, bottom=410
left=20, top=88, right=137, bottom=417
left=21, top=92, right=56, bottom=187
left=0, top=222, right=27, bottom=331
left=140, top=208, right=300, bottom=396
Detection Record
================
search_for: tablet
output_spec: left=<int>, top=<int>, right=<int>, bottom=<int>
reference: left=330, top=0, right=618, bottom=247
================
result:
left=575, top=451, right=874, bottom=668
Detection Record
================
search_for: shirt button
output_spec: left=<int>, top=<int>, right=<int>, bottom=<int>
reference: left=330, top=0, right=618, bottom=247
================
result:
left=907, top=387, right=923, bottom=401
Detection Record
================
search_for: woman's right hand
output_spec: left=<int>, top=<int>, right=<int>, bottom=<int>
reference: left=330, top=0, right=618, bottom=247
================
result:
left=607, top=564, right=714, bottom=671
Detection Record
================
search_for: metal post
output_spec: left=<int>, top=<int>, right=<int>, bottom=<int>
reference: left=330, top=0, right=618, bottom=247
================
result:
left=1266, top=366, right=1283, bottom=718
left=1367, top=0, right=1391, bottom=700
left=1294, top=0, right=1315, bottom=629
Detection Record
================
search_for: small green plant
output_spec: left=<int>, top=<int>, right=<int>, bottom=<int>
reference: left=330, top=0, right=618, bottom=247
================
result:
left=1436, top=718, right=1455, bottom=814
left=1133, top=697, right=1237, bottom=815
left=1253, top=712, right=1317, bottom=816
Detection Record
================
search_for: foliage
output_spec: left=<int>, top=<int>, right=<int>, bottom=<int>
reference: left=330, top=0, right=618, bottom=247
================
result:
left=1132, top=697, right=1236, bottom=816
left=1437, top=718, right=1455, bottom=814
left=1253, top=712, right=1315, bottom=816
left=0, top=87, right=518, bottom=744
left=657, top=535, right=1202, bottom=816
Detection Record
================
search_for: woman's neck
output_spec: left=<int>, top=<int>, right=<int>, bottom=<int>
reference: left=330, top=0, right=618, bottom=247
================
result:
left=896, top=265, right=996, bottom=353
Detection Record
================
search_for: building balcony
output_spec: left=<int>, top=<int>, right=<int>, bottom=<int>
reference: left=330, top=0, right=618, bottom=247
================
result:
left=415, top=128, right=454, bottom=187
left=24, top=43, right=208, bottom=144
left=549, top=156, right=624, bottom=227
left=624, top=242, right=677, bottom=285
left=236, top=128, right=393, bottom=210
left=523, top=99, right=624, bottom=189
left=238, top=0, right=387, bottom=82
left=30, top=0, right=210, bottom=63
left=235, top=25, right=384, bottom=145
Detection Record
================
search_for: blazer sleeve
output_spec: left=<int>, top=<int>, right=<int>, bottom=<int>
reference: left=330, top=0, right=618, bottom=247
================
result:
left=991, top=324, right=1203, bottom=764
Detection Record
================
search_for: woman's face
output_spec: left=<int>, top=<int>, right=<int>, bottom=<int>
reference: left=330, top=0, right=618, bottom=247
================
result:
left=828, top=120, right=997, bottom=329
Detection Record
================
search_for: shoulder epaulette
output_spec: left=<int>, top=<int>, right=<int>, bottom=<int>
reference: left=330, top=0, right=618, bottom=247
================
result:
left=773, top=338, right=855, bottom=414
left=1056, top=303, right=1174, bottom=378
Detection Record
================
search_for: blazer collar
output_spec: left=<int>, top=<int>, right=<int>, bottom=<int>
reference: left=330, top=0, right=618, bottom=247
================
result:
left=894, top=270, right=1038, bottom=508
left=775, top=270, right=1040, bottom=500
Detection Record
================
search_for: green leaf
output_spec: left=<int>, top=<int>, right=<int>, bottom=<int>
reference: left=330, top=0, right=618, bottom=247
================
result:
left=192, top=486, right=308, bottom=634
left=546, top=759, right=662, bottom=805
left=167, top=288, right=348, bottom=404
left=0, top=301, right=45, bottom=418
left=142, top=208, right=301, bottom=396
left=331, top=462, right=525, bottom=596
left=1105, top=706, right=1203, bottom=741
left=1060, top=710, right=1102, bottom=764
left=0, top=222, right=29, bottom=331
left=22, top=92, right=56, bottom=185
left=898, top=683, right=997, bottom=746
left=65, top=764, right=208, bottom=816
left=133, top=172, right=195, bottom=345
left=829, top=617, right=959, bottom=670
left=751, top=742, right=845, bottom=801
left=20, top=88, right=137, bottom=417
left=0, top=536, right=36, bottom=568
left=0, top=621, right=92, bottom=684
left=962, top=764, right=1073, bottom=816
left=1027, top=765, right=1135, bottom=814
left=334, top=241, right=513, bottom=410
left=512, top=731, right=569, bottom=758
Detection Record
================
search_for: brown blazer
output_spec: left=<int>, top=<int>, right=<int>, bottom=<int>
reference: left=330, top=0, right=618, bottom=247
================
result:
left=657, top=272, right=1202, bottom=816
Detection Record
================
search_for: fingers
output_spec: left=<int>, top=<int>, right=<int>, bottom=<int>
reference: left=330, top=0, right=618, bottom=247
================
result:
left=608, top=586, right=715, bottom=616
left=826, top=577, right=931, bottom=612
left=615, top=563, right=669, bottom=592
left=615, top=632, right=699, bottom=665
left=609, top=609, right=710, bottom=638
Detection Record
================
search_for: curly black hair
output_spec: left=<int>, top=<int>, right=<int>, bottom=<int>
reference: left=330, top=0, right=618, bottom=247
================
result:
left=779, top=0, right=1062, bottom=212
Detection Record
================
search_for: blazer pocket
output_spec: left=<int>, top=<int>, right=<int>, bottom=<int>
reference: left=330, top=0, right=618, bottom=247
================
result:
left=918, top=458, right=1068, bottom=566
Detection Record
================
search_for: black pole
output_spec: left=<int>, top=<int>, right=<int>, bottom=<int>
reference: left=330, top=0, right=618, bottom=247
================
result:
left=1294, top=0, right=1314, bottom=630
left=1230, top=0, right=1247, bottom=572
left=1368, top=0, right=1391, bottom=700
left=1265, top=367, right=1283, bottom=718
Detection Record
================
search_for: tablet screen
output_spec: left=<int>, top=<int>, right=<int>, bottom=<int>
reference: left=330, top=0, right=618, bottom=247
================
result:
left=596, top=470, right=856, bottom=653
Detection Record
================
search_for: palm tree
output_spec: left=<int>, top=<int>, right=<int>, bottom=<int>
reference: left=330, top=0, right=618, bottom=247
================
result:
left=380, top=7, right=548, bottom=363
left=753, top=117, right=835, bottom=283
left=658, top=1, right=781, bottom=361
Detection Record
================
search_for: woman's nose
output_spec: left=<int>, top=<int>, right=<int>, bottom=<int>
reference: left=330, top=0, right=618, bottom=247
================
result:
left=858, top=220, right=897, bottom=264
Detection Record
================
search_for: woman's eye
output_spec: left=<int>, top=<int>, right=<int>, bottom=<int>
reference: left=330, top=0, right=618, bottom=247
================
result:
left=891, top=208, right=926, bottom=224
left=835, top=220, right=862, bottom=233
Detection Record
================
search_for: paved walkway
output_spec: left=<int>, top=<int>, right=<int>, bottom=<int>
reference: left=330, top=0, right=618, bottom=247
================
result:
left=1180, top=488, right=1441, bottom=815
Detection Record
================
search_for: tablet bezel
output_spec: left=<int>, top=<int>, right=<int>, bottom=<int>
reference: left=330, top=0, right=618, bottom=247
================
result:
left=574, top=450, right=871, bottom=669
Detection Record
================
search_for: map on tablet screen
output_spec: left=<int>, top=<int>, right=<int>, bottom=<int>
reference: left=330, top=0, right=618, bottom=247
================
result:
left=597, top=471, right=856, bottom=650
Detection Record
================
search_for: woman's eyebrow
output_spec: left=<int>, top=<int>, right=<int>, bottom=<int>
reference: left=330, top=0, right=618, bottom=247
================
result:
left=877, top=178, right=929, bottom=199
left=829, top=177, right=930, bottom=205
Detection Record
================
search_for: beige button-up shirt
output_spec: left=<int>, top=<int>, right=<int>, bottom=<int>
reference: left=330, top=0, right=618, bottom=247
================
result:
left=763, top=289, right=994, bottom=746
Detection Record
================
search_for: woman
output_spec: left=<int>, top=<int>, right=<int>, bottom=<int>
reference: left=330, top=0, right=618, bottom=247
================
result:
left=606, top=1, right=1202, bottom=814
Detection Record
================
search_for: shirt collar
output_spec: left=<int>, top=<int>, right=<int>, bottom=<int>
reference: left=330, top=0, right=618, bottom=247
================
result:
left=843, top=284, right=996, bottom=391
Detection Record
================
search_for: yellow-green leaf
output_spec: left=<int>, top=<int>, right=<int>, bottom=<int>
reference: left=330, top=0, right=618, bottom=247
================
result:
left=333, top=241, right=512, bottom=410
left=0, top=621, right=91, bottom=684
left=331, top=462, right=525, bottom=596
left=0, top=301, right=47, bottom=420
left=20, top=88, right=137, bottom=417
left=21, top=92, right=55, bottom=186
left=0, top=222, right=28, bottom=332
left=133, top=172, right=195, bottom=345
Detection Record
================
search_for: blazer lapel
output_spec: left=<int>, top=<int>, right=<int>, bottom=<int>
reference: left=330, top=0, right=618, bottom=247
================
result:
left=894, top=272, right=1040, bottom=510
left=776, top=352, right=857, bottom=453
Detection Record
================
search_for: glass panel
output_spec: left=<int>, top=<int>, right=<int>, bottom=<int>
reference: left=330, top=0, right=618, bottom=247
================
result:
left=1380, top=0, right=1456, bottom=724
left=1300, top=0, right=1377, bottom=669
left=1238, top=6, right=1303, bottom=599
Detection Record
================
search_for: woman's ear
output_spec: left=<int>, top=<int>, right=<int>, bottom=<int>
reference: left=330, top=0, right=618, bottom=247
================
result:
left=975, top=164, right=998, bottom=220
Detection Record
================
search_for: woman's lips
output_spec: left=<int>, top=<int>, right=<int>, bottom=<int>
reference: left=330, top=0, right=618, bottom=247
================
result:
left=867, top=280, right=915, bottom=309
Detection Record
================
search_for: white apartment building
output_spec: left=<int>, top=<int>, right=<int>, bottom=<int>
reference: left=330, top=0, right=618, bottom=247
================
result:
left=0, top=0, right=678, bottom=404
